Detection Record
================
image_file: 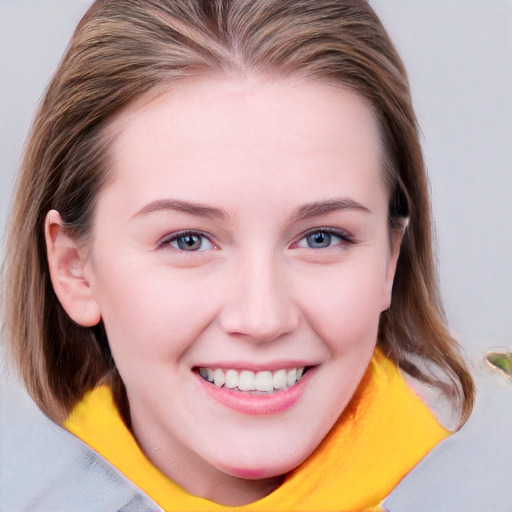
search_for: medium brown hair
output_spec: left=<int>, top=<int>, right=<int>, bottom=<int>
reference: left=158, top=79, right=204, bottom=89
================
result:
left=2, top=0, right=474, bottom=425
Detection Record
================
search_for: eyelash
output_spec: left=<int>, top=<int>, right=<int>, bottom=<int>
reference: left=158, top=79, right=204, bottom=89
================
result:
left=157, top=228, right=356, bottom=252
left=294, top=228, right=356, bottom=249
left=158, top=230, right=215, bottom=252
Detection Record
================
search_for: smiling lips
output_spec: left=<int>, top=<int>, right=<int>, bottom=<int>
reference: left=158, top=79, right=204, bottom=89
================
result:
left=199, top=366, right=307, bottom=393
left=196, top=365, right=312, bottom=415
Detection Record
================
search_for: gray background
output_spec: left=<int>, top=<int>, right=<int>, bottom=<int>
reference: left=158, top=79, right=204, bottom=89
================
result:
left=1, top=0, right=511, bottom=422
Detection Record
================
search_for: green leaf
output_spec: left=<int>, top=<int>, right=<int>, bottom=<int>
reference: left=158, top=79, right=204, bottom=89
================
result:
left=486, top=351, right=512, bottom=377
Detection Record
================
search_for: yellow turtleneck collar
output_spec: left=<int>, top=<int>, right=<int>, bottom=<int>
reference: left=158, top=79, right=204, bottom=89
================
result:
left=64, top=349, right=449, bottom=511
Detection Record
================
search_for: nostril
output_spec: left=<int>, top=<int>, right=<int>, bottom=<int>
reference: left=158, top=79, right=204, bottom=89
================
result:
left=219, top=301, right=299, bottom=342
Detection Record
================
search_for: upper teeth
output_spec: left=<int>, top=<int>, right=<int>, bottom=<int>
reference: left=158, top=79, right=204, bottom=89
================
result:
left=199, top=367, right=305, bottom=392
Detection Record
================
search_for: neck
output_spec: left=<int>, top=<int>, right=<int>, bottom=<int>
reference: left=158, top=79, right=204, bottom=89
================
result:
left=192, top=472, right=284, bottom=506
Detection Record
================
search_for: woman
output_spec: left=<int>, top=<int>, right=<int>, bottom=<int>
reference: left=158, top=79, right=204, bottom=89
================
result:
left=2, top=1, right=475, bottom=510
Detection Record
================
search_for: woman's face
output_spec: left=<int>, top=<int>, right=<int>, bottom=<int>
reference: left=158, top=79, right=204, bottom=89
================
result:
left=78, top=76, right=401, bottom=495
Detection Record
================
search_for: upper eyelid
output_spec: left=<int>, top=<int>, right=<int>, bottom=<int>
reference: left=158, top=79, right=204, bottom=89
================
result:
left=297, top=227, right=354, bottom=241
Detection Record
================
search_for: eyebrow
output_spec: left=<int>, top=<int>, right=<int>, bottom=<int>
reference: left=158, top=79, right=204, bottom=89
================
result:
left=291, top=198, right=371, bottom=222
left=132, top=199, right=228, bottom=220
left=132, top=197, right=369, bottom=222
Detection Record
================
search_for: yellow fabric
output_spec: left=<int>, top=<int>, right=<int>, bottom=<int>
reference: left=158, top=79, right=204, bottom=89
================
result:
left=64, top=350, right=449, bottom=511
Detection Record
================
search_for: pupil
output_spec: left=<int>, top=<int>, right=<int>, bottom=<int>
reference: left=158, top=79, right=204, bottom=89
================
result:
left=309, top=232, right=330, bottom=248
left=178, top=235, right=201, bottom=250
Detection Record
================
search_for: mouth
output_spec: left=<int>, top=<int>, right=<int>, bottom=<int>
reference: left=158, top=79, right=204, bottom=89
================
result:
left=194, top=365, right=314, bottom=414
left=195, top=366, right=310, bottom=394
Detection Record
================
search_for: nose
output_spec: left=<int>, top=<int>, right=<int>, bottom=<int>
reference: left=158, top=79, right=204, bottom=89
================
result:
left=219, top=255, right=299, bottom=343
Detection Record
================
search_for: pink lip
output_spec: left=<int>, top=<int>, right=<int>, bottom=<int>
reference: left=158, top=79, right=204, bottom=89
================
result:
left=195, top=368, right=313, bottom=415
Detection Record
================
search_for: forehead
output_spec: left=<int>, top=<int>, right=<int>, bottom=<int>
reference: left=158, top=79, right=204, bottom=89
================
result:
left=108, top=74, right=381, bottom=147
left=100, top=75, right=385, bottom=215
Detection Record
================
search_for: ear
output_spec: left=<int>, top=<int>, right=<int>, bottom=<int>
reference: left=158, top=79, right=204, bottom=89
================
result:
left=382, top=222, right=407, bottom=311
left=45, top=210, right=101, bottom=327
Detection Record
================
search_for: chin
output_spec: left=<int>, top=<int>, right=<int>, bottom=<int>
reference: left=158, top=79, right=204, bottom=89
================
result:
left=212, top=438, right=314, bottom=481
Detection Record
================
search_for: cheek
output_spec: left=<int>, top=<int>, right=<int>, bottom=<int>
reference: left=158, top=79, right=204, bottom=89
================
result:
left=297, top=263, right=387, bottom=351
left=93, top=265, right=220, bottom=361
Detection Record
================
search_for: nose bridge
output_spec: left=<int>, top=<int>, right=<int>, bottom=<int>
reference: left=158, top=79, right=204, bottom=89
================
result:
left=219, top=249, right=298, bottom=342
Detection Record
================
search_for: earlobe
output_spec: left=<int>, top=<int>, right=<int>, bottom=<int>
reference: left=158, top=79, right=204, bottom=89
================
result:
left=45, top=210, right=101, bottom=327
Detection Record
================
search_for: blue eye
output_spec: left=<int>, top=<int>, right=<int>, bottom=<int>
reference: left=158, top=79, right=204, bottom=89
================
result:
left=296, top=229, right=352, bottom=249
left=166, top=232, right=214, bottom=251
left=306, top=231, right=334, bottom=248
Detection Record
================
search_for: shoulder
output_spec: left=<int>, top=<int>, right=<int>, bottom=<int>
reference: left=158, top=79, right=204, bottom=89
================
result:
left=383, top=371, right=512, bottom=512
left=0, top=377, right=162, bottom=512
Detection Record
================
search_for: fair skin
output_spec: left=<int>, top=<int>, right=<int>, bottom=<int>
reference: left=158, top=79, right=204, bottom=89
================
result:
left=46, top=75, right=402, bottom=506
